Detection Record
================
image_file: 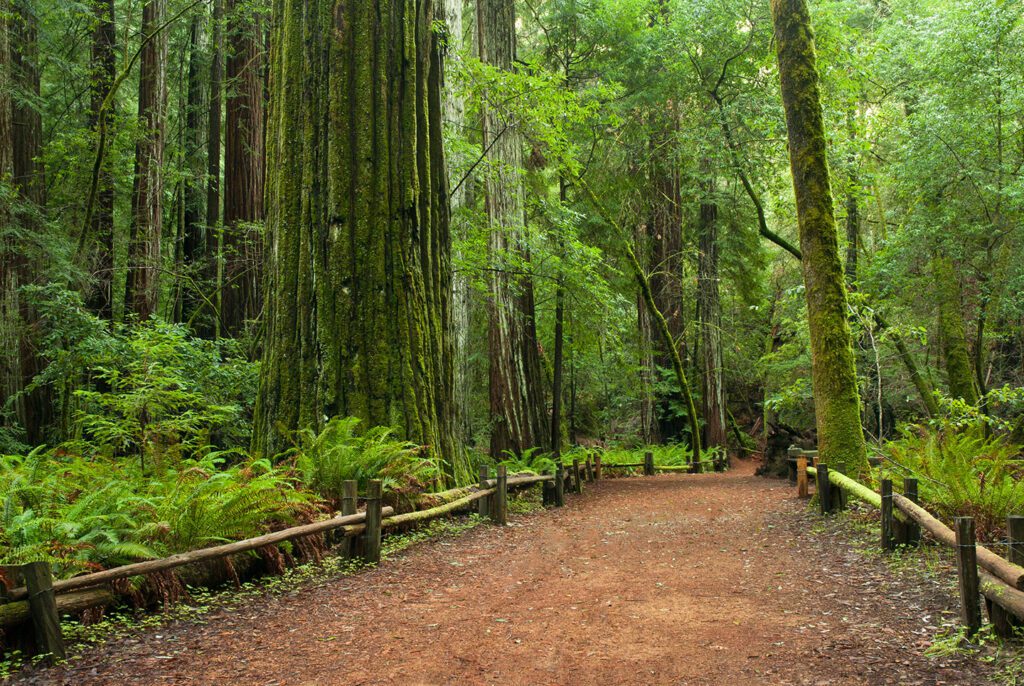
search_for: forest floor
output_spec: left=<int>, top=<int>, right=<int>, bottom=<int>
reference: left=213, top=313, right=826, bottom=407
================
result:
left=9, top=460, right=1008, bottom=685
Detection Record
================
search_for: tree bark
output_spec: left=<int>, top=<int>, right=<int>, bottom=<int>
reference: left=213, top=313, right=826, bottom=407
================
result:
left=932, top=254, right=978, bottom=404
left=2, top=0, right=50, bottom=444
left=771, top=0, right=868, bottom=476
left=698, top=165, right=726, bottom=451
left=125, top=0, right=169, bottom=320
left=478, top=0, right=546, bottom=457
left=85, top=0, right=117, bottom=319
left=254, top=0, right=461, bottom=482
left=180, top=13, right=209, bottom=326
left=221, top=0, right=265, bottom=335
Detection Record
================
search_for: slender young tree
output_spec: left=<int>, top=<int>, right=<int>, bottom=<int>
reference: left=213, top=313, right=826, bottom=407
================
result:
left=124, top=0, right=169, bottom=320
left=178, top=12, right=208, bottom=325
left=478, top=0, right=546, bottom=457
left=771, top=0, right=868, bottom=475
left=254, top=0, right=461, bottom=481
left=221, top=0, right=264, bottom=335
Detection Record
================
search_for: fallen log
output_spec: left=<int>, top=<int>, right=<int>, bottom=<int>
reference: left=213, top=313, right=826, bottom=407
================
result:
left=892, top=494, right=1024, bottom=590
left=6, top=508, right=393, bottom=601
left=0, top=589, right=115, bottom=628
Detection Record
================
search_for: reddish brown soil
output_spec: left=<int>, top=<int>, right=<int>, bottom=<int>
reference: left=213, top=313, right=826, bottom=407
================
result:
left=13, top=461, right=994, bottom=685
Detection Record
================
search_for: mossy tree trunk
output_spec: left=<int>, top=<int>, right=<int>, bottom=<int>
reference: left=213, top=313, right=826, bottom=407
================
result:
left=254, top=0, right=461, bottom=481
left=932, top=255, right=979, bottom=404
left=478, top=0, right=546, bottom=457
left=771, top=0, right=868, bottom=476
left=221, top=0, right=265, bottom=335
left=124, top=0, right=168, bottom=320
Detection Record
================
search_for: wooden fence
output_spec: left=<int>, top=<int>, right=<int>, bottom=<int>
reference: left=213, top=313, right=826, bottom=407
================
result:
left=795, top=454, right=1024, bottom=637
left=1, top=452, right=668, bottom=661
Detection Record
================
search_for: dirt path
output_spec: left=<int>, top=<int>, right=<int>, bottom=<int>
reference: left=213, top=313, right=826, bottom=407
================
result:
left=16, top=462, right=993, bottom=685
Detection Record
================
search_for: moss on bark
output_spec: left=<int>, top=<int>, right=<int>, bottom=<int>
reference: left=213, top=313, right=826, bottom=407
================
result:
left=254, top=0, right=461, bottom=483
left=771, top=0, right=868, bottom=476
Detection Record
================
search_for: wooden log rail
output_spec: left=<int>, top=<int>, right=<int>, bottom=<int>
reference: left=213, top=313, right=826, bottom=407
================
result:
left=799, top=460, right=1024, bottom=636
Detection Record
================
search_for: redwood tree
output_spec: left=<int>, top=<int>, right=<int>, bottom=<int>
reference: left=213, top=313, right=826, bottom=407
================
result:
left=221, top=0, right=264, bottom=335
left=124, top=0, right=168, bottom=320
left=478, top=0, right=547, bottom=457
left=254, top=0, right=461, bottom=480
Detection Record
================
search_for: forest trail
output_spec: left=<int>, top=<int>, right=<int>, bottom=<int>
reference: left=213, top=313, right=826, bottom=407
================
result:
left=24, top=462, right=991, bottom=686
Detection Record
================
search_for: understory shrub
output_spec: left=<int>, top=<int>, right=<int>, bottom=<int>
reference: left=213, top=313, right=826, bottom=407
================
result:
left=0, top=449, right=315, bottom=579
left=292, top=417, right=442, bottom=508
left=884, top=426, right=1024, bottom=541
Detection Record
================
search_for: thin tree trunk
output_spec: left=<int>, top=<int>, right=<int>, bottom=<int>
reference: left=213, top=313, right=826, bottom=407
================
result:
left=180, top=13, right=208, bottom=325
left=550, top=179, right=567, bottom=455
left=255, top=0, right=461, bottom=482
left=203, top=0, right=223, bottom=337
left=85, top=0, right=116, bottom=319
left=221, top=0, right=264, bottom=335
left=771, top=0, right=868, bottom=476
left=478, top=0, right=546, bottom=457
left=124, top=0, right=168, bottom=320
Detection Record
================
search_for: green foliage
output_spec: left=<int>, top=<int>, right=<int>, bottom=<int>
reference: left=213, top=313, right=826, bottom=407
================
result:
left=292, top=417, right=442, bottom=508
left=0, top=449, right=313, bottom=578
left=499, top=446, right=557, bottom=475
left=884, top=426, right=1024, bottom=540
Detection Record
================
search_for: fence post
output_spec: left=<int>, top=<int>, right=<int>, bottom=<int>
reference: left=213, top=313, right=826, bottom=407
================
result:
left=594, top=455, right=602, bottom=481
left=492, top=465, right=508, bottom=525
left=555, top=463, right=566, bottom=507
left=362, top=480, right=382, bottom=564
left=816, top=464, right=831, bottom=515
left=796, top=456, right=809, bottom=498
left=787, top=446, right=800, bottom=483
left=1008, top=515, right=1024, bottom=566
left=572, top=459, right=583, bottom=493
left=341, top=480, right=358, bottom=556
left=478, top=466, right=491, bottom=518
left=585, top=456, right=594, bottom=483
left=898, top=478, right=921, bottom=547
left=954, top=516, right=982, bottom=635
left=644, top=451, right=654, bottom=476
left=23, top=562, right=65, bottom=661
left=880, top=479, right=895, bottom=552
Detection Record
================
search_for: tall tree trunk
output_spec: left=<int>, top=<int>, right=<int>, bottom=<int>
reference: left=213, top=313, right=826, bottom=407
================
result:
left=550, top=178, right=567, bottom=455
left=3, top=0, right=50, bottom=444
left=202, top=0, right=223, bottom=337
left=85, top=0, right=116, bottom=319
left=771, top=0, right=868, bottom=476
left=180, top=13, right=209, bottom=326
left=124, top=0, right=168, bottom=320
left=635, top=245, right=660, bottom=445
left=255, top=0, right=461, bottom=482
left=932, top=254, right=978, bottom=404
left=478, top=0, right=546, bottom=457
left=644, top=114, right=689, bottom=443
left=221, top=0, right=264, bottom=335
left=698, top=166, right=726, bottom=452
left=1, top=0, right=18, bottom=436
left=438, top=0, right=473, bottom=444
